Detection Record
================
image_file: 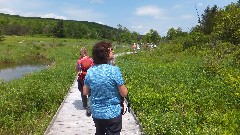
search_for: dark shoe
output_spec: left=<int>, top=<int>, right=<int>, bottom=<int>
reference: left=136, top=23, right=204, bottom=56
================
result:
left=86, top=107, right=91, bottom=117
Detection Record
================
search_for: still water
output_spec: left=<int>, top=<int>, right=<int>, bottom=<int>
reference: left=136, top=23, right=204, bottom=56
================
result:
left=0, top=64, right=46, bottom=82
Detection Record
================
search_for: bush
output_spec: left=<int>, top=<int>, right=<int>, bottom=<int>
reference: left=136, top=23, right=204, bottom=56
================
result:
left=182, top=32, right=209, bottom=49
left=201, top=42, right=237, bottom=76
left=233, top=49, right=240, bottom=66
left=213, top=2, right=240, bottom=45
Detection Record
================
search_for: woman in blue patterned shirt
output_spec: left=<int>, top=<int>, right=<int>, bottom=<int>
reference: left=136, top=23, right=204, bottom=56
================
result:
left=83, top=41, right=128, bottom=135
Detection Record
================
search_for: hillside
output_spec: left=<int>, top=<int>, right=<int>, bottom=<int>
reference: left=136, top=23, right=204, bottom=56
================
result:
left=0, top=13, right=119, bottom=39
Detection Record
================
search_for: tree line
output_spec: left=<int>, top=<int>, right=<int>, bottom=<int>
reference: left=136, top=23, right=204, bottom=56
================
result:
left=0, top=13, right=159, bottom=44
left=0, top=1, right=239, bottom=46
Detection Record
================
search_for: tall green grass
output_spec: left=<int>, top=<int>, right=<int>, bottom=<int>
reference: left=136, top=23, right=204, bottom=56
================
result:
left=117, top=43, right=240, bottom=134
left=0, top=37, right=81, bottom=134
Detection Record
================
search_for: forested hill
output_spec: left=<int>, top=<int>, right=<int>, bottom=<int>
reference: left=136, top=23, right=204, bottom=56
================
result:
left=0, top=1, right=239, bottom=45
left=0, top=13, right=122, bottom=40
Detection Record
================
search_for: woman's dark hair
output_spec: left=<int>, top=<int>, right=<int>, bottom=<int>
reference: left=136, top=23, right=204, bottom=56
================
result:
left=92, top=41, right=112, bottom=64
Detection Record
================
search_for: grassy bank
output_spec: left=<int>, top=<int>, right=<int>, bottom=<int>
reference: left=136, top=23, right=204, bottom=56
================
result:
left=0, top=36, right=84, bottom=134
left=118, top=43, right=240, bottom=134
left=0, top=36, right=130, bottom=64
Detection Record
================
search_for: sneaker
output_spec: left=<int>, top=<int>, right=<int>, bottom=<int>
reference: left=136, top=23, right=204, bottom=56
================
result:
left=86, top=107, right=91, bottom=117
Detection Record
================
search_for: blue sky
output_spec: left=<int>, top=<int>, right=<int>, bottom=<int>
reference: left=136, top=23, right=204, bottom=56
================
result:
left=0, top=0, right=238, bottom=36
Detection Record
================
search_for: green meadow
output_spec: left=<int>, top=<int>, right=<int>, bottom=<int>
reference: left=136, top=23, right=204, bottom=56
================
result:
left=0, top=36, right=240, bottom=134
left=118, top=43, right=240, bottom=134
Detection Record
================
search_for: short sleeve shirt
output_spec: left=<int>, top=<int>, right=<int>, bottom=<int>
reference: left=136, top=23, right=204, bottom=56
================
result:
left=84, top=64, right=124, bottom=119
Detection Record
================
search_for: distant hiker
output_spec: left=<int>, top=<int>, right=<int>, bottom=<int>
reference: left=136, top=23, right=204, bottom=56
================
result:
left=109, top=51, right=116, bottom=66
left=109, top=56, right=116, bottom=66
left=108, top=44, right=116, bottom=66
left=136, top=43, right=140, bottom=50
left=146, top=43, right=150, bottom=50
left=150, top=43, right=153, bottom=49
left=132, top=43, right=137, bottom=53
left=153, top=44, right=157, bottom=48
left=83, top=41, right=128, bottom=135
left=76, top=47, right=93, bottom=113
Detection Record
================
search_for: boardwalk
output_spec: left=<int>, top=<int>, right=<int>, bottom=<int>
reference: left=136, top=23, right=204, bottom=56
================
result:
left=44, top=52, right=142, bottom=135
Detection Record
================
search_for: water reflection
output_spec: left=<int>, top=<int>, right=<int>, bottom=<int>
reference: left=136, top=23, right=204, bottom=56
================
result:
left=0, top=64, right=46, bottom=82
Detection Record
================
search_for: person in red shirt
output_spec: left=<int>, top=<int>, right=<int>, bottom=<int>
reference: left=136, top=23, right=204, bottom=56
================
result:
left=76, top=47, right=94, bottom=109
left=132, top=43, right=137, bottom=53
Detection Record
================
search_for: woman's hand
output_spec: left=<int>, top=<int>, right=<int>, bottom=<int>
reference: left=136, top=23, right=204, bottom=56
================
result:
left=83, top=85, right=90, bottom=95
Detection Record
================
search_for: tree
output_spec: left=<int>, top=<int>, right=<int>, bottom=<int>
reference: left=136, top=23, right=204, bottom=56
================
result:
left=166, top=27, right=187, bottom=40
left=53, top=20, right=65, bottom=38
left=149, top=29, right=161, bottom=44
left=116, top=24, right=123, bottom=43
left=80, top=24, right=91, bottom=39
left=143, top=29, right=161, bottom=44
left=116, top=24, right=132, bottom=43
left=166, top=28, right=178, bottom=40
left=200, top=5, right=219, bottom=35
left=2, top=22, right=29, bottom=36
left=213, top=2, right=240, bottom=45
left=0, top=26, right=4, bottom=41
left=121, top=27, right=131, bottom=43
left=43, top=24, right=54, bottom=37
left=131, top=31, right=141, bottom=42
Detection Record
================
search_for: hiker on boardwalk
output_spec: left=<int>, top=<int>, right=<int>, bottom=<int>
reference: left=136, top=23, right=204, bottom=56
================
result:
left=136, top=43, right=140, bottom=51
left=76, top=47, right=93, bottom=109
left=132, top=43, right=137, bottom=53
left=83, top=41, right=128, bottom=135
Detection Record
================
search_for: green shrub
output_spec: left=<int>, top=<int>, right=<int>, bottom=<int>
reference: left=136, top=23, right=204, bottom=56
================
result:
left=233, top=49, right=240, bottom=66
left=201, top=42, right=238, bottom=76
left=182, top=32, right=209, bottom=49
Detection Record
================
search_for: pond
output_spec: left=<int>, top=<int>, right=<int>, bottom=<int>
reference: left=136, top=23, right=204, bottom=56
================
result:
left=0, top=63, right=47, bottom=82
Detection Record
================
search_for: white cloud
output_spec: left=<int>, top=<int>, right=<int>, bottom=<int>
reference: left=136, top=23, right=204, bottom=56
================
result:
left=97, top=21, right=104, bottom=25
left=0, top=8, right=18, bottom=15
left=42, top=14, right=67, bottom=20
left=21, top=12, right=39, bottom=17
left=134, top=5, right=164, bottom=19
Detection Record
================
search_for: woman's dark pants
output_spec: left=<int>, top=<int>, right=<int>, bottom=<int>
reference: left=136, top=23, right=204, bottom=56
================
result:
left=93, top=115, right=122, bottom=135
left=78, top=79, right=87, bottom=108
